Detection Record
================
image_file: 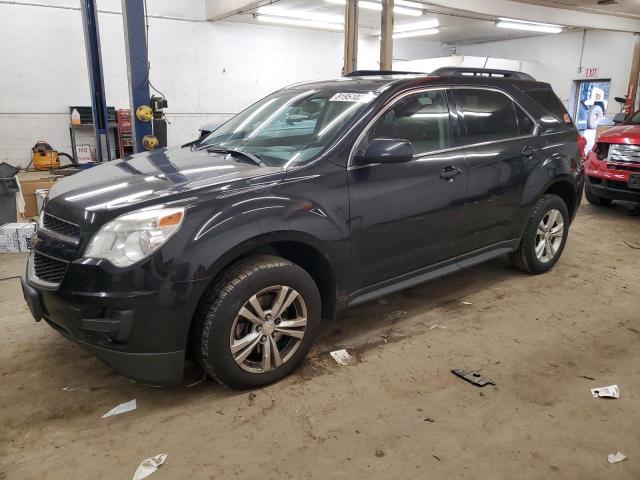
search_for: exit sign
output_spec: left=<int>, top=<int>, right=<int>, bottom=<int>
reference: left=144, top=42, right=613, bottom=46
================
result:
left=584, top=67, right=600, bottom=78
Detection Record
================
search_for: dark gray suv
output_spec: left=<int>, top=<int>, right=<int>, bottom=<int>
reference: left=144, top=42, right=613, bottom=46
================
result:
left=22, top=68, right=584, bottom=389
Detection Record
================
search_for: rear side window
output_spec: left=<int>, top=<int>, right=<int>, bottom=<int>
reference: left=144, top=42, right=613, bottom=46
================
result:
left=453, top=89, right=519, bottom=144
left=524, top=89, right=571, bottom=124
left=515, top=104, right=536, bottom=135
left=362, top=90, right=452, bottom=155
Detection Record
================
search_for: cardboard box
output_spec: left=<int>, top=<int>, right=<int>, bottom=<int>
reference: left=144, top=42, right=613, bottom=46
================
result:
left=19, top=178, right=55, bottom=218
left=0, top=223, right=36, bottom=253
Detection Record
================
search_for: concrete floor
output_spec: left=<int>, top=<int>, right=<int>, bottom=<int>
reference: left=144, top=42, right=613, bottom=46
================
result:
left=1, top=200, right=639, bottom=479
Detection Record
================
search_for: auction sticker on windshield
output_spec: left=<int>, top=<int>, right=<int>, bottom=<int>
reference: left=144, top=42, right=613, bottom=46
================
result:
left=330, top=92, right=375, bottom=103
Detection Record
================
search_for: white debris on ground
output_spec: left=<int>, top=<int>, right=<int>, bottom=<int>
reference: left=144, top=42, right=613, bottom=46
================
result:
left=607, top=452, right=627, bottom=464
left=102, top=399, right=137, bottom=418
left=429, top=325, right=447, bottom=330
left=132, top=454, right=167, bottom=480
left=461, top=301, right=473, bottom=305
left=591, top=385, right=620, bottom=399
left=330, top=349, right=354, bottom=366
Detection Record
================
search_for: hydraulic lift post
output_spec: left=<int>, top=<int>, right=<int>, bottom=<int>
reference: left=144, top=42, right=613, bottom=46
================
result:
left=80, top=0, right=111, bottom=162
left=121, top=0, right=152, bottom=154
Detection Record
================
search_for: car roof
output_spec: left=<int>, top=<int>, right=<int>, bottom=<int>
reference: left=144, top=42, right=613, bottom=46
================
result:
left=287, top=74, right=550, bottom=94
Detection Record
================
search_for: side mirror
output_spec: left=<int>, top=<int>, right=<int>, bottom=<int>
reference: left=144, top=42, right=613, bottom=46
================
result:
left=613, top=112, right=626, bottom=125
left=354, top=138, right=414, bottom=165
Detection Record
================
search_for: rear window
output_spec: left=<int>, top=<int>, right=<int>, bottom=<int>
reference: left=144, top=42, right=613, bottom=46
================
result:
left=524, top=89, right=571, bottom=124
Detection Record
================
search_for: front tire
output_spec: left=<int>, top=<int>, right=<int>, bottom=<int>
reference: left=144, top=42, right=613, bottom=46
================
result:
left=510, top=194, right=569, bottom=274
left=192, top=256, right=321, bottom=389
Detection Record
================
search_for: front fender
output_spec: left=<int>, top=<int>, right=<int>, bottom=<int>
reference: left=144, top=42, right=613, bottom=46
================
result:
left=171, top=162, right=350, bottom=295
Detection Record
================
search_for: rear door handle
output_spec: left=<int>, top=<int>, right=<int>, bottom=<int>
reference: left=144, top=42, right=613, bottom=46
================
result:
left=440, top=165, right=463, bottom=181
left=522, top=146, right=537, bottom=158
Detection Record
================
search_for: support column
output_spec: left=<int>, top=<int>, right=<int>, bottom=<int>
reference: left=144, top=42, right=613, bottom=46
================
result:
left=380, top=0, right=394, bottom=70
left=80, top=0, right=111, bottom=162
left=122, top=0, right=152, bottom=154
left=625, top=33, right=640, bottom=114
left=343, top=0, right=358, bottom=75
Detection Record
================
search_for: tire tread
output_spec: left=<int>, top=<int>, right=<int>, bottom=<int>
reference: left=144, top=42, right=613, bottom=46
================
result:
left=192, top=256, right=294, bottom=385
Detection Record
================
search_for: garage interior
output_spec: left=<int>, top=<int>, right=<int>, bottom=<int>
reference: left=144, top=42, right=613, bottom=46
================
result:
left=1, top=0, right=640, bottom=478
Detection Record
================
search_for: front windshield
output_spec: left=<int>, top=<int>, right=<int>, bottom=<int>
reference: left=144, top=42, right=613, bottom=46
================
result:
left=197, top=87, right=377, bottom=167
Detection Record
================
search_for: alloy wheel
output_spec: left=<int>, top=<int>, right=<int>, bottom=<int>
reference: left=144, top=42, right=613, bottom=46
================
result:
left=535, top=208, right=564, bottom=263
left=229, top=285, right=307, bottom=373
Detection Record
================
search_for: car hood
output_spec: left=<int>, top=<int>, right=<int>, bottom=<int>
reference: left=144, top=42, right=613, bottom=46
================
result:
left=45, top=147, right=285, bottom=225
left=598, top=125, right=640, bottom=145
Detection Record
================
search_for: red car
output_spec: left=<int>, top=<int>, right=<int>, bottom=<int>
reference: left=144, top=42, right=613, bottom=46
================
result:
left=585, top=110, right=640, bottom=205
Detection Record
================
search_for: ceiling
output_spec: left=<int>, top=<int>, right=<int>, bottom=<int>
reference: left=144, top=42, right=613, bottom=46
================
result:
left=225, top=0, right=586, bottom=44
left=514, top=0, right=640, bottom=19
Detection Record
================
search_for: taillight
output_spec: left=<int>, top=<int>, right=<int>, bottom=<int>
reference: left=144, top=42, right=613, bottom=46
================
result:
left=577, top=134, right=587, bottom=160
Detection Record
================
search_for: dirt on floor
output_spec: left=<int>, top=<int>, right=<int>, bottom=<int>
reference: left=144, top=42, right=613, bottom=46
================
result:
left=1, top=200, right=639, bottom=480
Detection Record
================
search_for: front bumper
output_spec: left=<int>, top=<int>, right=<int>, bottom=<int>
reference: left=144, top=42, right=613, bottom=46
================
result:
left=587, top=176, right=640, bottom=202
left=21, top=259, right=211, bottom=386
left=585, top=153, right=640, bottom=203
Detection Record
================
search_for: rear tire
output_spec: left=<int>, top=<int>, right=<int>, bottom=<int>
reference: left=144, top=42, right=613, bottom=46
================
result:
left=585, top=182, right=613, bottom=206
left=192, top=255, right=321, bottom=390
left=510, top=194, right=569, bottom=274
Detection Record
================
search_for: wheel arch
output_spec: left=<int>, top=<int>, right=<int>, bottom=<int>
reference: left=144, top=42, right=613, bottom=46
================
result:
left=544, top=179, right=579, bottom=219
left=195, top=231, right=339, bottom=323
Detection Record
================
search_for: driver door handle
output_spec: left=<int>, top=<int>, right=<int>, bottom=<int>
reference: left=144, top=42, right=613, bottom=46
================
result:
left=440, top=165, right=464, bottom=181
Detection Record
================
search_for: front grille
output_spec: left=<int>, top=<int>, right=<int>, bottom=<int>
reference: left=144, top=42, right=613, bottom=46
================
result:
left=33, top=252, right=69, bottom=284
left=609, top=144, right=640, bottom=164
left=608, top=162, right=640, bottom=172
left=42, top=213, right=80, bottom=240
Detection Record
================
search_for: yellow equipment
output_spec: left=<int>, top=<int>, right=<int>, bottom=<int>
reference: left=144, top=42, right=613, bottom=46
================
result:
left=142, top=134, right=159, bottom=150
left=136, top=105, right=153, bottom=122
left=31, top=141, right=75, bottom=171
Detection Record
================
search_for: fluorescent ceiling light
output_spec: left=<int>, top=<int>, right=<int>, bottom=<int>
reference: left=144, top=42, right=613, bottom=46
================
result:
left=259, top=6, right=344, bottom=24
left=394, top=18, right=438, bottom=32
left=326, top=0, right=423, bottom=16
left=499, top=17, right=563, bottom=28
left=393, top=28, right=438, bottom=38
left=257, top=15, right=344, bottom=31
left=496, top=21, right=562, bottom=33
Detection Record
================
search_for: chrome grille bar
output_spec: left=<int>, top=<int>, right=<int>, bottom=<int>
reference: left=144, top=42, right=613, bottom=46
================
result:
left=609, top=144, right=640, bottom=164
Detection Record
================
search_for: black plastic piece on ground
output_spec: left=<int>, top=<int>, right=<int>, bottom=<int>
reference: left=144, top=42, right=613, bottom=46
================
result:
left=452, top=368, right=496, bottom=387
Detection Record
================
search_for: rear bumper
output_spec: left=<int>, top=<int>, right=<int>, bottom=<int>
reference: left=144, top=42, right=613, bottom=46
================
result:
left=21, top=264, right=210, bottom=386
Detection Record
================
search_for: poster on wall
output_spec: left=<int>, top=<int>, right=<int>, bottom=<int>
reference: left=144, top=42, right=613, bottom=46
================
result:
left=75, top=144, right=93, bottom=164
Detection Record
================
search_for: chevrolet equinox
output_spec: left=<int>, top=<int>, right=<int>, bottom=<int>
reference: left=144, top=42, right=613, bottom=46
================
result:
left=22, top=68, right=584, bottom=389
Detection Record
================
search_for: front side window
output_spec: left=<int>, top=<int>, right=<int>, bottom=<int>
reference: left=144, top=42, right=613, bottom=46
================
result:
left=198, top=88, right=376, bottom=167
left=453, top=89, right=519, bottom=145
left=358, top=90, right=452, bottom=156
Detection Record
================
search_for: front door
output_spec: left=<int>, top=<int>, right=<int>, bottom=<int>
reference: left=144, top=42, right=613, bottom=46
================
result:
left=348, top=89, right=468, bottom=291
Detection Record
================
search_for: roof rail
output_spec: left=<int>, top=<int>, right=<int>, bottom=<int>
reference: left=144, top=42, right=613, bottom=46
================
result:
left=344, top=70, right=425, bottom=77
left=431, top=67, right=535, bottom=81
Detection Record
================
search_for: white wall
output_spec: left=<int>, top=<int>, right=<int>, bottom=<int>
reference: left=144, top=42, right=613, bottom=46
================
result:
left=0, top=1, right=441, bottom=167
left=453, top=30, right=636, bottom=115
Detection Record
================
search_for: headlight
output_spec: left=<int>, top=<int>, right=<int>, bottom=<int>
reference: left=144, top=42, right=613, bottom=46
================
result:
left=84, top=207, right=185, bottom=267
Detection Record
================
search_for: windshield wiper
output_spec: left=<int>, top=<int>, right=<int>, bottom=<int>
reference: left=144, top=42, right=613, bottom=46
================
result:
left=203, top=145, right=266, bottom=167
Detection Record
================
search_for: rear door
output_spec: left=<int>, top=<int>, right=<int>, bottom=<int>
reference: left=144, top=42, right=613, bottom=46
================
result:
left=348, top=88, right=468, bottom=290
left=452, top=87, right=543, bottom=252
